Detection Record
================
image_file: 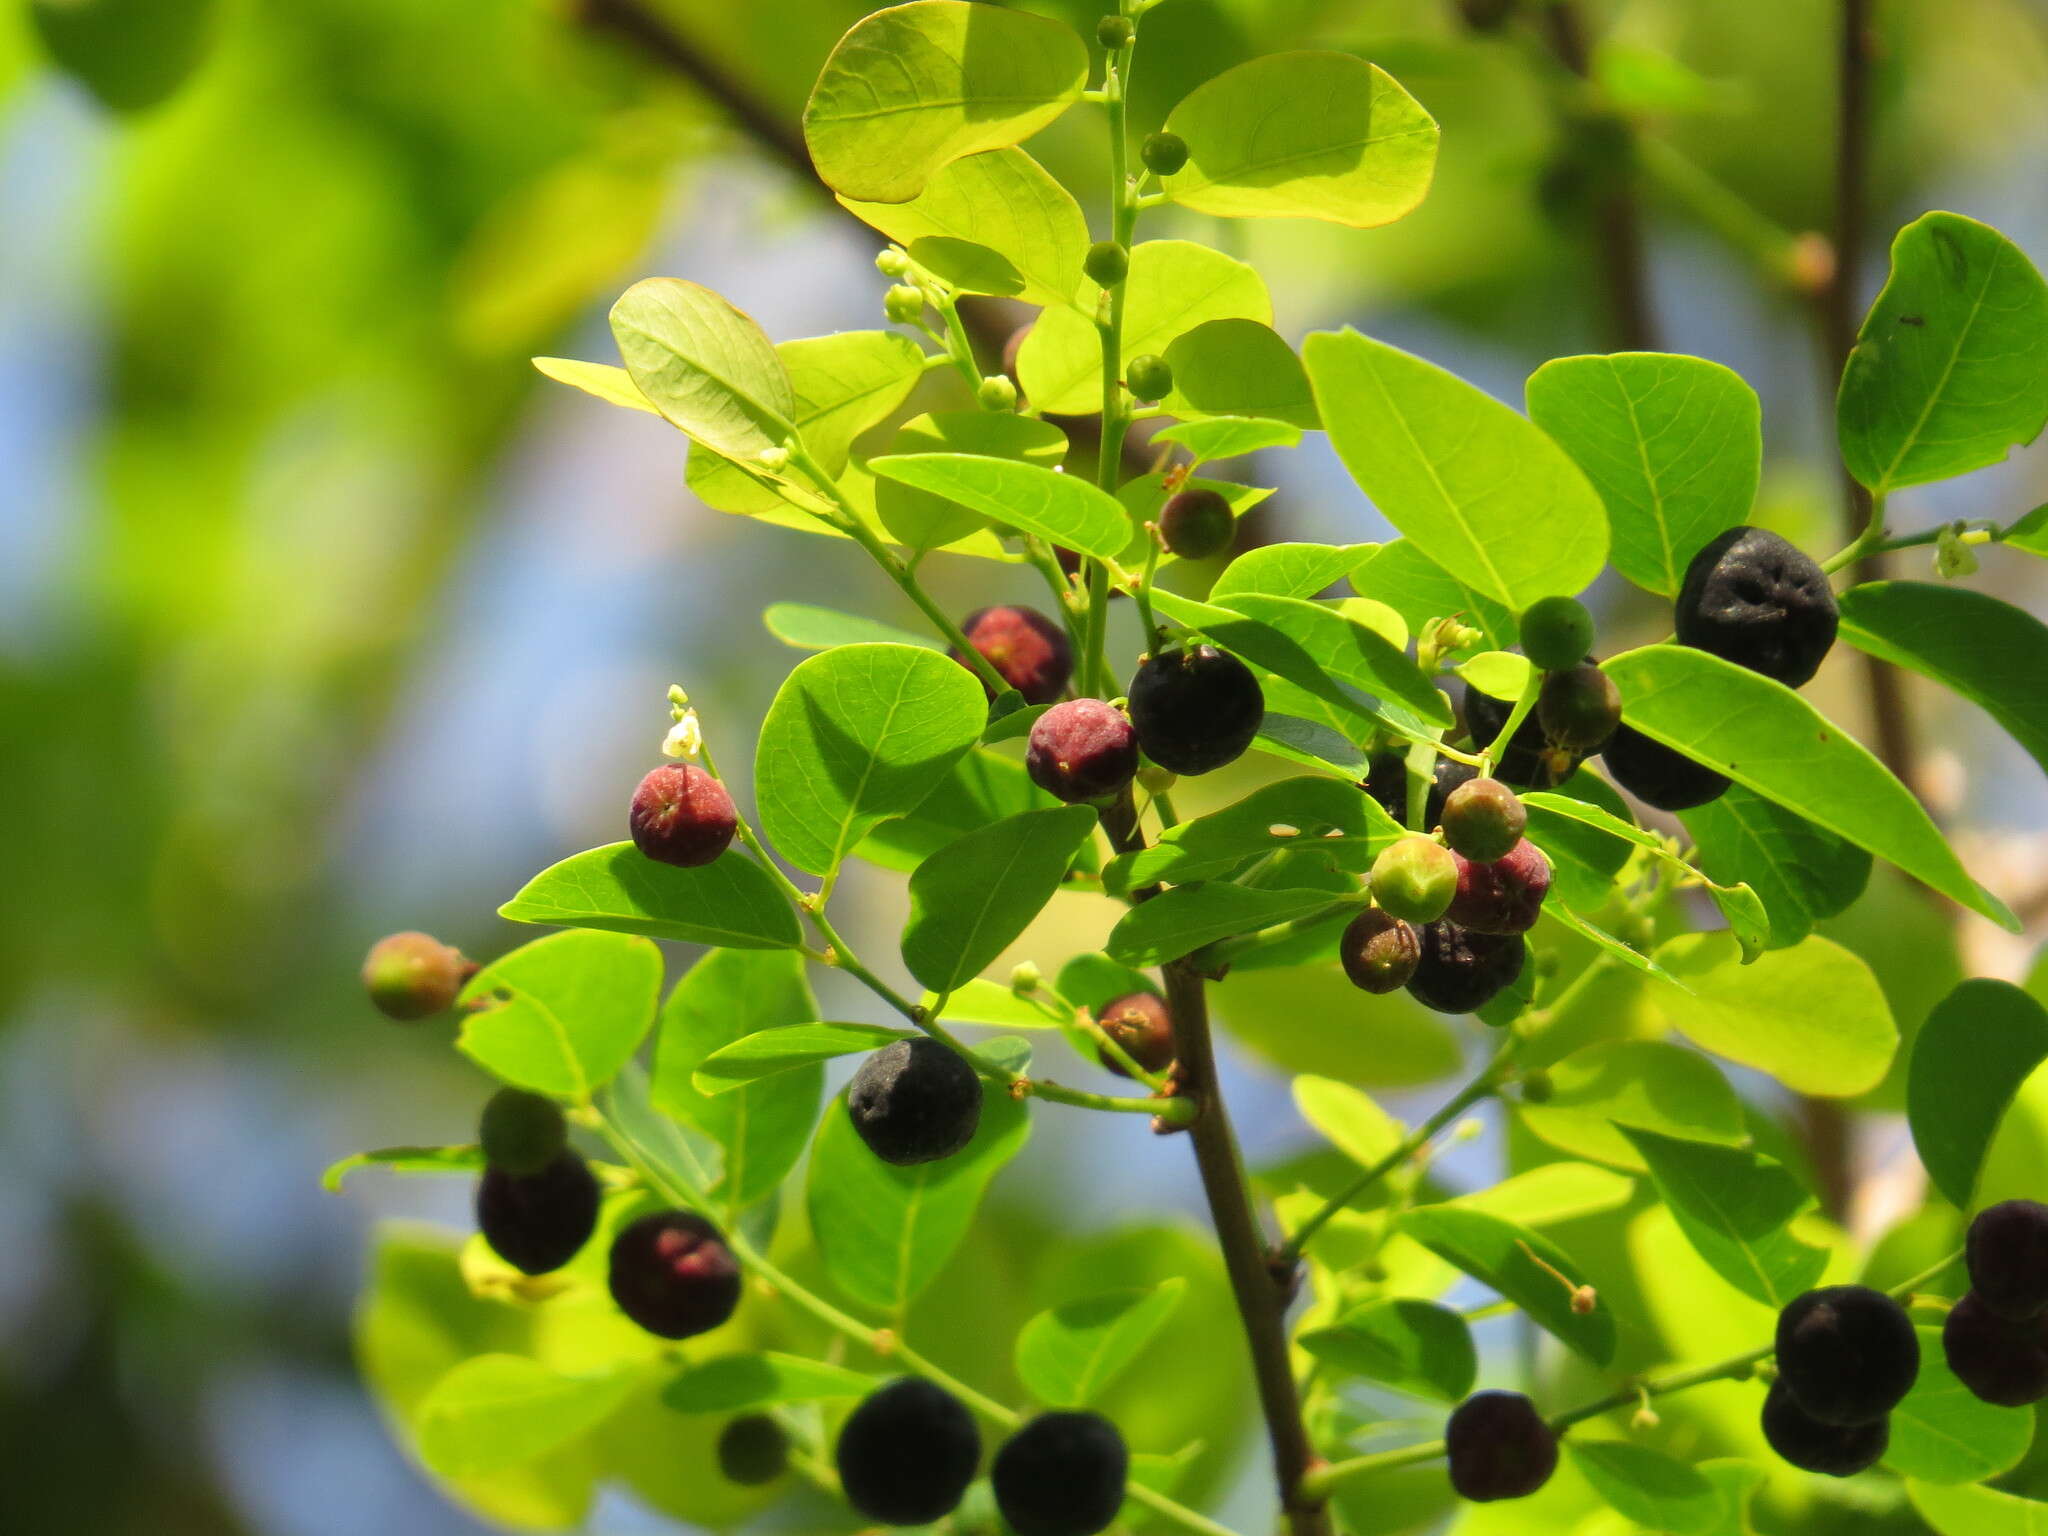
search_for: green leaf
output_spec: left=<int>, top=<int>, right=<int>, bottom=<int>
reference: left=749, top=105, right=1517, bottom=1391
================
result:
left=500, top=843, right=801, bottom=950
left=857, top=747, right=1064, bottom=874
left=1213, top=963, right=1459, bottom=1088
left=1649, top=931, right=1896, bottom=1096
left=1305, top=329, right=1608, bottom=609
left=692, top=1022, right=914, bottom=1096
left=1349, top=540, right=1518, bottom=650
left=1252, top=714, right=1375, bottom=780
left=1106, top=884, right=1345, bottom=967
left=603, top=1061, right=714, bottom=1199
left=1456, top=650, right=1532, bottom=702
left=1209, top=542, right=1375, bottom=603
left=869, top=453, right=1130, bottom=560
left=610, top=278, right=793, bottom=462
left=1569, top=1440, right=1726, bottom=1536
left=1681, top=788, right=1872, bottom=950
left=458, top=930, right=662, bottom=1097
left=872, top=410, right=1070, bottom=556
left=1018, top=239, right=1270, bottom=415
left=1525, top=353, right=1760, bottom=597
left=1154, top=416, right=1304, bottom=465
left=1161, top=319, right=1319, bottom=428
left=29, top=0, right=216, bottom=112
left=533, top=357, right=657, bottom=415
left=755, top=643, right=988, bottom=878
left=1603, top=644, right=2017, bottom=928
left=1518, top=1040, right=1746, bottom=1172
left=801, top=1, right=1088, bottom=204
left=1908, top=979, right=2048, bottom=1208
left=1294, top=1076, right=1402, bottom=1167
left=1448, top=1162, right=1636, bottom=1226
left=1298, top=1299, right=1476, bottom=1403
left=1157, top=52, right=1438, bottom=228
left=1396, top=1206, right=1615, bottom=1364
left=1014, top=1280, right=1187, bottom=1408
left=651, top=949, right=822, bottom=1210
left=417, top=1355, right=639, bottom=1478
left=806, top=1080, right=1031, bottom=1313
left=1887, top=1326, right=2036, bottom=1485
left=839, top=147, right=1088, bottom=310
left=1910, top=1478, right=2048, bottom=1535
left=901, top=805, right=1098, bottom=992
left=762, top=602, right=937, bottom=654
left=662, top=1353, right=876, bottom=1414
left=909, top=235, right=1022, bottom=297
left=1839, top=581, right=2048, bottom=781
left=1105, top=776, right=1391, bottom=895
left=1838, top=212, right=2048, bottom=494
left=323, top=1145, right=482, bottom=1194
left=1619, top=1126, right=1826, bottom=1307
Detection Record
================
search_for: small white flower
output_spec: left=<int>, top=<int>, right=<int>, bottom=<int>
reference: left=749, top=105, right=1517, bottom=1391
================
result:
left=662, top=710, right=703, bottom=760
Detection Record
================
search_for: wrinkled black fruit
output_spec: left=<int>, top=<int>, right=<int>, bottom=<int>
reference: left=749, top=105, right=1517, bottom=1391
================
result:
left=1339, top=909, right=1421, bottom=994
left=1406, top=922, right=1526, bottom=1015
left=476, top=1151, right=600, bottom=1276
left=717, top=1414, right=790, bottom=1485
left=1367, top=752, right=1476, bottom=829
left=848, top=1037, right=983, bottom=1166
left=1966, top=1199, right=2048, bottom=1320
left=479, top=1087, right=566, bottom=1177
left=1676, top=525, right=1839, bottom=687
left=837, top=1377, right=981, bottom=1527
left=1760, top=1379, right=1888, bottom=1477
left=1445, top=1391, right=1557, bottom=1502
left=1128, top=645, right=1263, bottom=776
left=1027, top=699, right=1139, bottom=804
left=608, top=1209, right=742, bottom=1340
left=992, top=1411, right=1129, bottom=1536
left=1601, top=725, right=1731, bottom=812
left=1775, top=1285, right=1919, bottom=1425
left=1463, top=675, right=1578, bottom=789
left=1944, top=1291, right=2048, bottom=1407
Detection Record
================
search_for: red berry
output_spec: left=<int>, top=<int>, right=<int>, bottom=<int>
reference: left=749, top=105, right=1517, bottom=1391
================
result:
left=361, top=931, right=470, bottom=1020
left=955, top=605, right=1073, bottom=704
left=1447, top=840, right=1551, bottom=935
left=1027, top=699, right=1139, bottom=803
left=629, top=763, right=737, bottom=868
left=608, top=1209, right=743, bottom=1339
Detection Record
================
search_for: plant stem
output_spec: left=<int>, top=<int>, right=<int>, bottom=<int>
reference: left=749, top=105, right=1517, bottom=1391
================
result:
left=1635, top=137, right=1806, bottom=282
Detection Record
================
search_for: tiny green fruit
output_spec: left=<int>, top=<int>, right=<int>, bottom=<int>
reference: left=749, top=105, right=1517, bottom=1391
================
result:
left=1370, top=835, right=1458, bottom=924
left=883, top=283, right=925, bottom=323
left=1095, top=13, right=1134, bottom=49
left=1158, top=487, right=1234, bottom=559
left=1141, top=130, right=1188, bottom=177
left=479, top=1087, right=566, bottom=1177
left=718, top=1414, right=790, bottom=1485
left=1125, top=353, right=1172, bottom=403
left=1084, top=240, right=1129, bottom=289
left=977, top=373, right=1018, bottom=411
left=1439, top=777, right=1525, bottom=862
left=1518, top=595, right=1596, bottom=672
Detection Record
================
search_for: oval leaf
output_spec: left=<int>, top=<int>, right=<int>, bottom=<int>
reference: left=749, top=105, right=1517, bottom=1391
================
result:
left=1015, top=1280, right=1187, bottom=1408
left=500, top=842, right=801, bottom=950
left=1107, top=884, right=1346, bottom=967
left=418, top=1356, right=639, bottom=1478
left=1569, top=1440, right=1726, bottom=1536
left=1518, top=1040, right=1746, bottom=1172
left=1908, top=979, right=2048, bottom=1209
left=693, top=1022, right=915, bottom=1096
left=1681, top=787, right=1873, bottom=950
left=868, top=453, right=1130, bottom=560
left=901, top=805, right=1098, bottom=993
left=1619, top=1126, right=1827, bottom=1307
left=1396, top=1206, right=1616, bottom=1364
left=662, top=1353, right=877, bottom=1414
left=458, top=930, right=662, bottom=1098
left=610, top=278, right=793, bottom=461
left=1298, top=1298, right=1476, bottom=1403
left=1886, top=1325, right=2035, bottom=1485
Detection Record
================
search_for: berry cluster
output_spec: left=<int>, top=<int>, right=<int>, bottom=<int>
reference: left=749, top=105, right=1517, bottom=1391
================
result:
left=1943, top=1201, right=2048, bottom=1408
left=1762, top=1285, right=1918, bottom=1475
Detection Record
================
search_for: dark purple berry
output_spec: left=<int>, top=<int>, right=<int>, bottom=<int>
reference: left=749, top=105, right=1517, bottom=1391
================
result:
left=1339, top=909, right=1420, bottom=994
left=1600, top=725, right=1730, bottom=812
left=1463, top=676, right=1579, bottom=789
left=1775, top=1285, right=1919, bottom=1425
left=848, top=1037, right=983, bottom=1166
left=1760, top=1379, right=1888, bottom=1477
left=1128, top=645, right=1263, bottom=776
left=837, top=1378, right=981, bottom=1527
left=608, top=1209, right=742, bottom=1340
left=1027, top=699, right=1139, bottom=804
left=1447, top=840, right=1552, bottom=936
left=476, top=1151, right=600, bottom=1276
left=1439, top=777, right=1526, bottom=862
left=956, top=605, right=1073, bottom=704
left=1445, top=1390, right=1556, bottom=1502
left=1536, top=664, right=1622, bottom=754
left=1677, top=526, right=1838, bottom=687
left=1407, top=922, right=1526, bottom=1015
left=362, top=931, right=470, bottom=1020
left=1966, top=1200, right=2048, bottom=1320
left=1158, top=488, right=1234, bottom=560
left=1943, top=1291, right=2048, bottom=1407
left=993, top=1411, right=1129, bottom=1536
left=717, top=1414, right=789, bottom=1485
left=630, top=763, right=737, bottom=868
left=479, top=1088, right=566, bottom=1177
left=1097, top=991, right=1174, bottom=1077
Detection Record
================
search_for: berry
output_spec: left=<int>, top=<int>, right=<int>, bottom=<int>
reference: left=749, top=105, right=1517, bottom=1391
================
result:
left=1439, top=777, right=1526, bottom=862
left=1760, top=1379, right=1888, bottom=1477
left=1676, top=526, right=1839, bottom=687
left=978, top=373, right=1018, bottom=412
left=1407, top=922, right=1526, bottom=1015
left=1095, top=13, right=1134, bottom=49
left=1158, top=488, right=1234, bottom=560
left=1027, top=699, right=1139, bottom=804
left=1128, top=645, right=1263, bottom=776
left=1339, top=909, right=1420, bottom=994
left=1943, top=1291, right=2048, bottom=1407
left=1444, top=1391, right=1556, bottom=1502
left=1966, top=1199, right=2048, bottom=1320
left=1142, top=130, right=1189, bottom=176
left=884, top=283, right=925, bottom=324
left=1519, top=596, right=1596, bottom=673
left=476, top=1151, right=599, bottom=1276
left=956, top=605, right=1073, bottom=705
left=478, top=1088, right=566, bottom=1177
left=1369, top=835, right=1459, bottom=924
left=1600, top=725, right=1730, bottom=812
left=608, top=1209, right=742, bottom=1339
left=1097, top=991, right=1175, bottom=1077
left=1366, top=752, right=1475, bottom=829
left=362, top=931, right=469, bottom=1021
left=1536, top=664, right=1621, bottom=754
left=1775, top=1285, right=1919, bottom=1425
left=1463, top=676, right=1578, bottom=789
left=717, top=1414, right=789, bottom=1485
left=837, top=1378, right=981, bottom=1527
left=992, top=1411, right=1129, bottom=1536
left=630, top=764, right=738, bottom=868
left=848, top=1037, right=983, bottom=1165
left=1125, top=353, right=1173, bottom=403
left=1447, top=840, right=1552, bottom=936
left=1084, top=240, right=1129, bottom=289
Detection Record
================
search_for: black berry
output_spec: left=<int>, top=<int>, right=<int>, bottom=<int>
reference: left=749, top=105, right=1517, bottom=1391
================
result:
left=1097, top=991, right=1175, bottom=1077
left=1445, top=1391, right=1557, bottom=1502
left=1536, top=664, right=1621, bottom=754
left=1676, top=526, right=1838, bottom=687
left=1943, top=1290, right=2048, bottom=1407
left=1027, top=699, right=1139, bottom=804
left=956, top=605, right=1073, bottom=705
left=1339, top=909, right=1420, bottom=994
left=1463, top=676, right=1578, bottom=789
left=1775, top=1285, right=1919, bottom=1425
left=478, top=1087, right=566, bottom=1177
left=1128, top=645, right=1263, bottom=776
left=608, top=1209, right=742, bottom=1340
left=992, top=1411, right=1129, bottom=1536
left=1760, top=1379, right=1888, bottom=1477
left=630, top=763, right=737, bottom=868
left=1439, top=777, right=1526, bottom=862
left=1447, top=840, right=1552, bottom=936
left=1125, top=353, right=1173, bottom=404
left=1519, top=596, right=1595, bottom=673
left=1158, top=487, right=1234, bottom=560
left=1600, top=725, right=1730, bottom=812
left=837, top=1378, right=981, bottom=1527
left=476, top=1151, right=600, bottom=1276
left=1370, top=835, right=1458, bottom=924
left=717, top=1413, right=790, bottom=1485
left=1406, top=922, right=1526, bottom=1015
left=1367, top=752, right=1475, bottom=829
left=1141, top=130, right=1189, bottom=177
left=362, top=931, right=469, bottom=1021
left=848, top=1037, right=983, bottom=1166
left=1966, top=1199, right=2048, bottom=1320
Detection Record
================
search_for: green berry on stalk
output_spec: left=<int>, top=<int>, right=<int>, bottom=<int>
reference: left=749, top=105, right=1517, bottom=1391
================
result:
left=1096, top=14, right=1134, bottom=49
left=1369, top=835, right=1458, bottom=924
left=1439, top=777, right=1525, bottom=862
left=1084, top=240, right=1129, bottom=288
left=361, top=931, right=469, bottom=1021
left=1519, top=595, right=1596, bottom=672
left=977, top=373, right=1018, bottom=411
left=717, top=1414, right=790, bottom=1485
left=1125, top=353, right=1172, bottom=403
left=1158, top=487, right=1234, bottom=560
left=883, top=283, right=925, bottom=323
left=479, top=1087, right=566, bottom=1177
left=1142, top=130, right=1188, bottom=177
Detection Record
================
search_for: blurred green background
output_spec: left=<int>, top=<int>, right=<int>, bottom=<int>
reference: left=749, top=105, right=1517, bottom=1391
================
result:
left=5, top=1, right=2048, bottom=1532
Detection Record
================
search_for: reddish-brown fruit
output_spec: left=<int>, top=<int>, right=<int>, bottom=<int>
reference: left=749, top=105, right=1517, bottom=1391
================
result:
left=1096, top=991, right=1175, bottom=1077
left=1158, top=488, right=1234, bottom=560
left=955, top=605, right=1073, bottom=704
left=1439, top=778, right=1526, bottom=862
left=362, top=931, right=469, bottom=1021
left=608, top=1209, right=743, bottom=1339
left=1027, top=699, right=1139, bottom=803
left=1339, top=909, right=1421, bottom=994
left=1447, top=839, right=1552, bottom=935
left=630, top=763, right=738, bottom=868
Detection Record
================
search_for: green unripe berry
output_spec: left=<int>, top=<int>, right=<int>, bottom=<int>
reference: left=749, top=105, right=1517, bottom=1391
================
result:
left=1125, top=353, right=1172, bottom=403
left=480, top=1088, right=567, bottom=1177
left=1158, top=487, right=1234, bottom=559
left=718, top=1414, right=790, bottom=1485
left=1439, top=777, right=1526, bottom=863
left=883, top=284, right=925, bottom=324
left=1370, top=835, right=1458, bottom=924
left=978, top=373, right=1019, bottom=411
left=1519, top=595, right=1595, bottom=672
left=875, top=247, right=912, bottom=278
left=361, top=931, right=469, bottom=1021
left=1084, top=240, right=1129, bottom=289
left=1142, top=131, right=1188, bottom=177
left=1096, top=14, right=1134, bottom=49
left=1519, top=1069, right=1554, bottom=1104
left=1537, top=663, right=1622, bottom=753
